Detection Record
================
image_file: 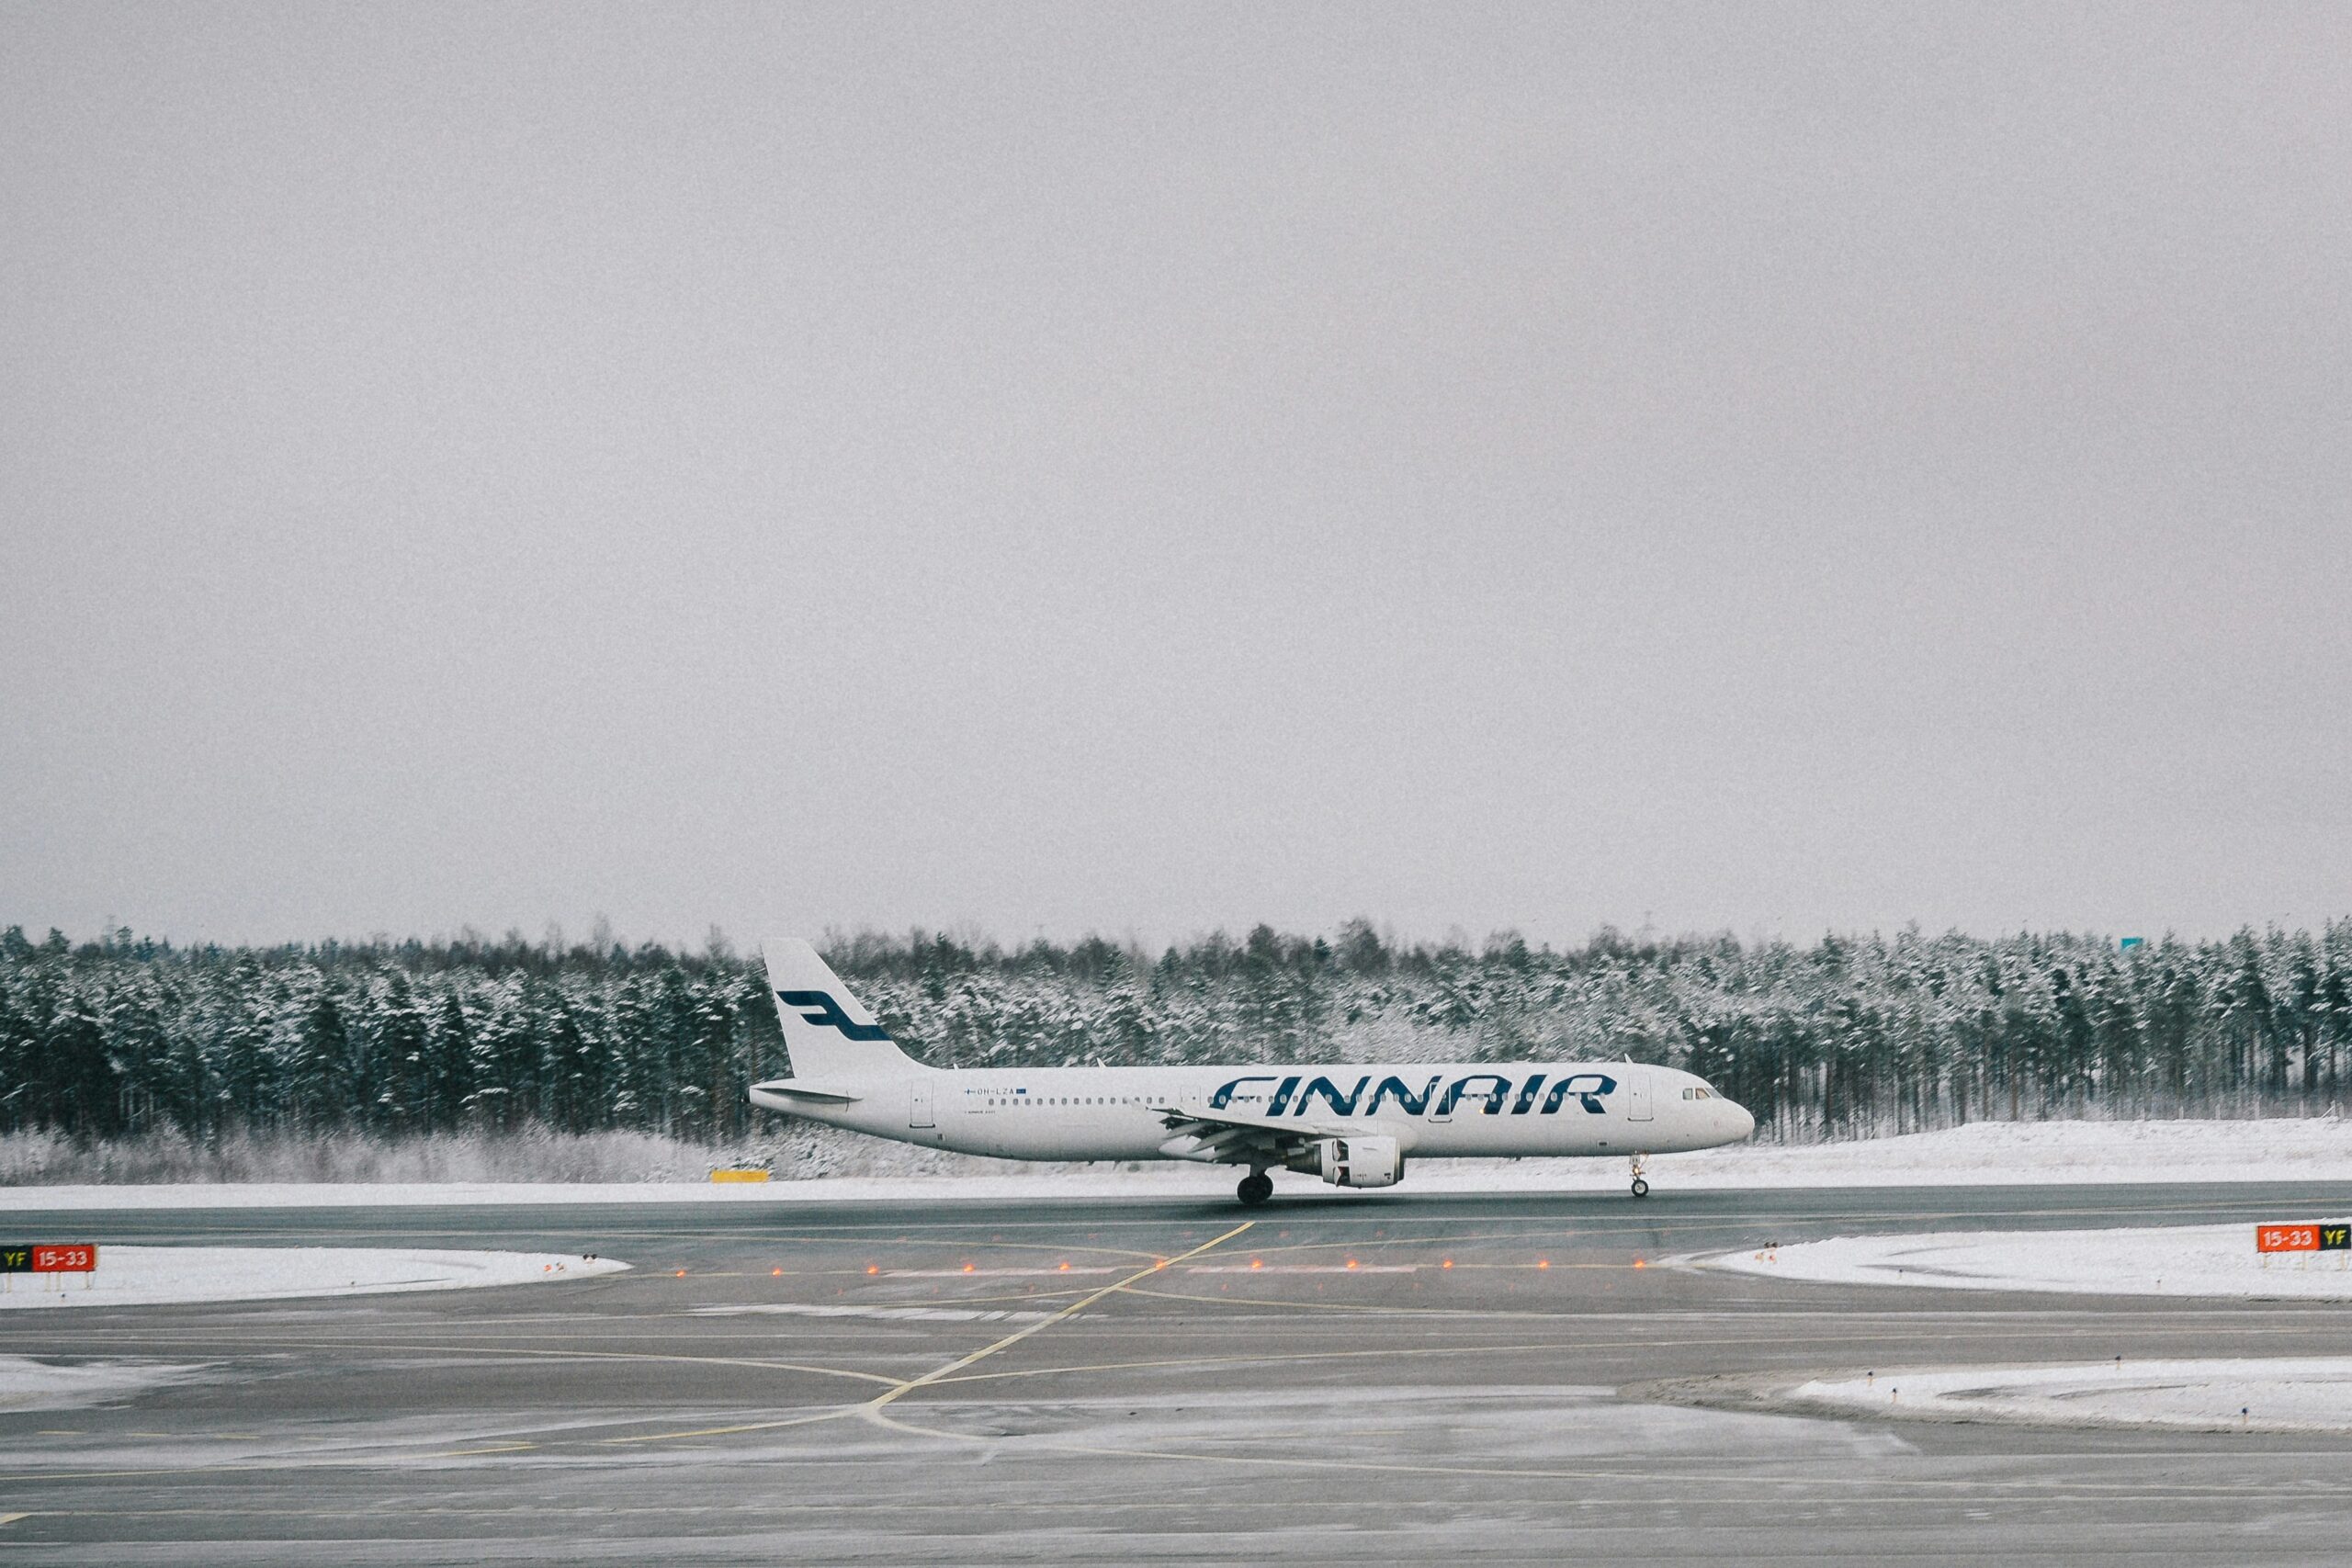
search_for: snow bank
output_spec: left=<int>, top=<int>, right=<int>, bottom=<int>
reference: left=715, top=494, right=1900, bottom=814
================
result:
left=6, top=1118, right=2352, bottom=1209
left=1706, top=1222, right=2352, bottom=1300
left=0, top=1246, right=628, bottom=1310
left=1666, top=1115, right=2352, bottom=1187
left=1791, top=1359, right=2352, bottom=1434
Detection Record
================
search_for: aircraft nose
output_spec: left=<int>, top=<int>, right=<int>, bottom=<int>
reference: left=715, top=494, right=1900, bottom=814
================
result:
left=1727, top=1100, right=1757, bottom=1140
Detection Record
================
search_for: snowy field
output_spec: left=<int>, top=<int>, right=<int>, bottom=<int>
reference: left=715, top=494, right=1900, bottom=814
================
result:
left=0, top=1246, right=628, bottom=1310
left=1789, top=1359, right=2352, bottom=1434
left=1704, top=1222, right=2352, bottom=1300
left=4, top=1118, right=2349, bottom=1209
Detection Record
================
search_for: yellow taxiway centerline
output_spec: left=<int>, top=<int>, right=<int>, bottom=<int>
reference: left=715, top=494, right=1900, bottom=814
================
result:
left=866, top=1221, right=1256, bottom=1412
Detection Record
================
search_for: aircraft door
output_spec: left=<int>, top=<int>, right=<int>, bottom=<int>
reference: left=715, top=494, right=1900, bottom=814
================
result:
left=1627, top=1072, right=1653, bottom=1122
left=910, top=1079, right=935, bottom=1129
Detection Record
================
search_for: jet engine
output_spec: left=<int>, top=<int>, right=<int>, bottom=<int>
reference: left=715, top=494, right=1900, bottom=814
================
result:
left=1293, top=1134, right=1402, bottom=1189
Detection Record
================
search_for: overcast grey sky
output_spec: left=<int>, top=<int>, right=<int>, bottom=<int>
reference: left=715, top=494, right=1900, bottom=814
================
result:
left=3, top=3, right=2346, bottom=952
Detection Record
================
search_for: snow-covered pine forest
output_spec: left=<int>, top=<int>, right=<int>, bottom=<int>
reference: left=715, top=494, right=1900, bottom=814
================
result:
left=4, top=920, right=2348, bottom=1156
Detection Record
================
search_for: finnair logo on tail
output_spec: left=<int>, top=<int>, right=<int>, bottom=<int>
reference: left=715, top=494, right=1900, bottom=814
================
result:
left=777, top=990, right=893, bottom=1043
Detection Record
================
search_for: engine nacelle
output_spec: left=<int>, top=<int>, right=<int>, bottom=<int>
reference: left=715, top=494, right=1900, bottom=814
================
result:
left=1295, top=1134, right=1402, bottom=1189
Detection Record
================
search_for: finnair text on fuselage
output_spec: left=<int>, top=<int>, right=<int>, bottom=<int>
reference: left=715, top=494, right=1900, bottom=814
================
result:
left=1205, top=1070, right=1618, bottom=1117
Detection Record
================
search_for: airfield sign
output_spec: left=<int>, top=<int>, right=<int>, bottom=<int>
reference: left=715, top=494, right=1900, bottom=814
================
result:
left=0, top=1243, right=98, bottom=1272
left=2255, top=1223, right=2350, bottom=1253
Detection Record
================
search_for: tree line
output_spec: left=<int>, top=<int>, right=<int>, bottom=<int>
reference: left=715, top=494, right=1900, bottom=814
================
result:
left=3, top=919, right=2347, bottom=1146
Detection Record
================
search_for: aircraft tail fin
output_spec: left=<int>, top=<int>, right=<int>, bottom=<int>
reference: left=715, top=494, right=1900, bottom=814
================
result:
left=761, top=938, right=919, bottom=1083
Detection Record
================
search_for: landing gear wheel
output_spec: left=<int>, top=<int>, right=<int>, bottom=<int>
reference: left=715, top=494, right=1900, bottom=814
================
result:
left=1237, top=1172, right=1273, bottom=1206
left=1630, top=1177, right=1650, bottom=1199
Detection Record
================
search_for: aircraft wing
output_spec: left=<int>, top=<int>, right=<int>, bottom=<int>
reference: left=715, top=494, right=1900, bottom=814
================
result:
left=1150, top=1101, right=1352, bottom=1165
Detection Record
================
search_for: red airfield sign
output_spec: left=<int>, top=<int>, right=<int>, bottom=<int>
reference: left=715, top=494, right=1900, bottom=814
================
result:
left=2255, top=1224, right=2347, bottom=1253
left=1, top=1244, right=98, bottom=1272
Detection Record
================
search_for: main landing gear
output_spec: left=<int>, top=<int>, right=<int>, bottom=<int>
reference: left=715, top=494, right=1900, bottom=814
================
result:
left=1237, top=1171, right=1273, bottom=1206
left=1629, top=1153, right=1650, bottom=1200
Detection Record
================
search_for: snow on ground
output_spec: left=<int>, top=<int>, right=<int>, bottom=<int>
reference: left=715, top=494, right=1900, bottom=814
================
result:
left=4, top=1118, right=2350, bottom=1210
left=1705, top=1223, right=2352, bottom=1300
left=0, top=1246, right=628, bottom=1310
left=0, top=1354, right=209, bottom=1410
left=1790, top=1359, right=2352, bottom=1434
left=1661, top=1115, right=2352, bottom=1186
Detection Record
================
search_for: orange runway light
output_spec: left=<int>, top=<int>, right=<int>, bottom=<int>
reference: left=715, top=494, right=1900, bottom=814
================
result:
left=674, top=1269, right=686, bottom=1278
left=772, top=1267, right=784, bottom=1277
left=1250, top=1258, right=1262, bottom=1269
left=1441, top=1259, right=1453, bottom=1269
left=865, top=1264, right=879, bottom=1275
left=1633, top=1258, right=1646, bottom=1269
left=1345, top=1259, right=1360, bottom=1269
left=1536, top=1259, right=1550, bottom=1269
left=961, top=1263, right=976, bottom=1273
left=1057, top=1262, right=1070, bottom=1272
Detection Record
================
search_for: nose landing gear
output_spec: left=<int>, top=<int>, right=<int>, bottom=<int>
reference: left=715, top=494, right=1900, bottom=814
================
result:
left=1237, top=1170, right=1273, bottom=1206
left=1629, top=1153, right=1650, bottom=1199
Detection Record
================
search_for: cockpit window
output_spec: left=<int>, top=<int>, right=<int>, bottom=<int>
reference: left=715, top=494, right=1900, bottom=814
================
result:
left=1681, top=1086, right=1713, bottom=1100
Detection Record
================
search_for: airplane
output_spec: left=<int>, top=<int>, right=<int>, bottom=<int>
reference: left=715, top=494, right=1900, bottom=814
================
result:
left=747, top=937, right=1757, bottom=1204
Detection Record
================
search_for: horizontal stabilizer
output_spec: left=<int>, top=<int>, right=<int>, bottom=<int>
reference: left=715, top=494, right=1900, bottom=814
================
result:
left=749, top=1079, right=864, bottom=1106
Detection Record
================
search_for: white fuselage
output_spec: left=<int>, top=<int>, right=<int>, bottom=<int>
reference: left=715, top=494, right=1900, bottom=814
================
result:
left=751, top=1059, right=1755, bottom=1163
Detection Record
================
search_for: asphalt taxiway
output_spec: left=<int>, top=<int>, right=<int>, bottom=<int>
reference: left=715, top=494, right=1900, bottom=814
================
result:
left=3, top=1181, right=2349, bottom=1564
